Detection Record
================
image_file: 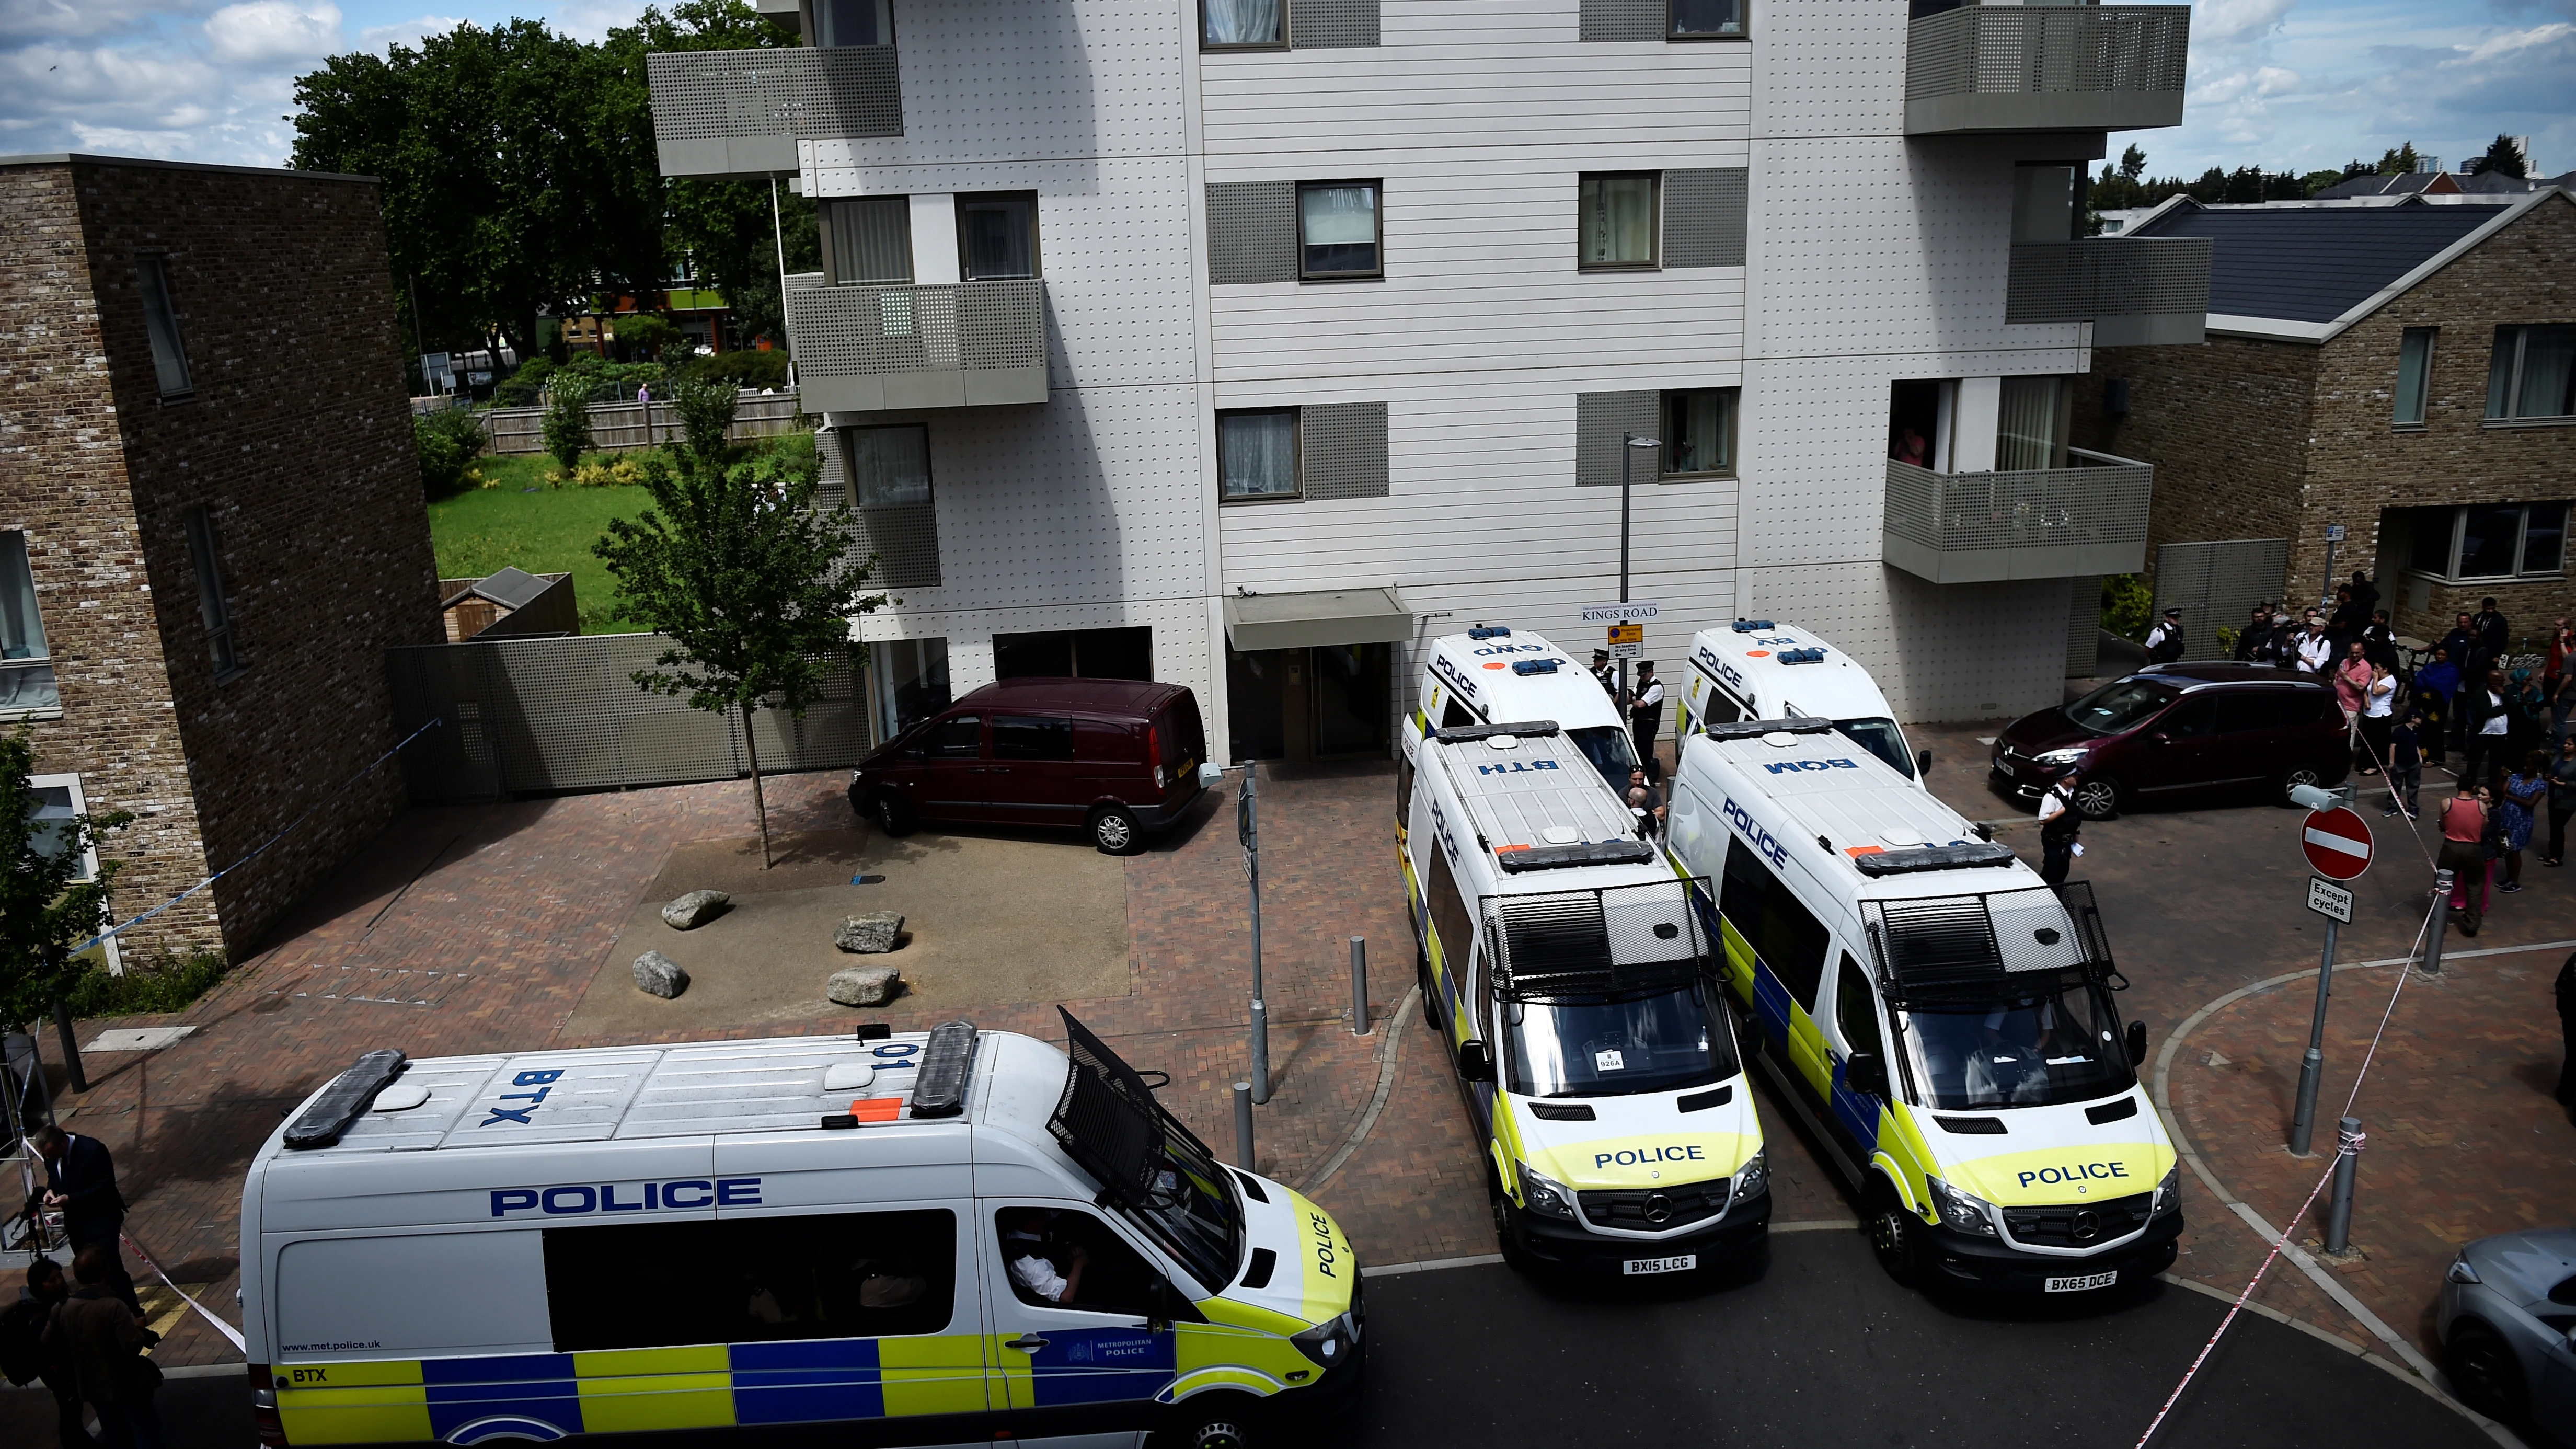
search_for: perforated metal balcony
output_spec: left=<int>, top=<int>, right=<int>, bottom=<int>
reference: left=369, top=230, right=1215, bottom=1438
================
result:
left=646, top=47, right=901, bottom=178
left=2006, top=237, right=2212, bottom=345
left=1883, top=450, right=2153, bottom=584
left=785, top=277, right=1050, bottom=412
left=1905, top=5, right=2189, bottom=135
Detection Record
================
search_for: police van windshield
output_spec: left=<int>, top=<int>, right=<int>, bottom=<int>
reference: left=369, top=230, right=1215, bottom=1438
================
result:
left=1567, top=725, right=1641, bottom=796
left=2063, top=678, right=2180, bottom=736
left=1120, top=1133, right=1241, bottom=1294
left=1834, top=717, right=1913, bottom=779
left=1892, top=976, right=2134, bottom=1110
left=1503, top=981, right=1740, bottom=1098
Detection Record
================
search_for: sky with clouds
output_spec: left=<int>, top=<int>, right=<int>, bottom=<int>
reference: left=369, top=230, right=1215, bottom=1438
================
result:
left=0, top=0, right=2569, bottom=177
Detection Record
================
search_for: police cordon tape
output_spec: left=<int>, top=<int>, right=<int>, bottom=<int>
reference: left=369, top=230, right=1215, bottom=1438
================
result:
left=2131, top=891, right=2436, bottom=1447
left=119, top=1229, right=247, bottom=1353
left=67, top=717, right=442, bottom=958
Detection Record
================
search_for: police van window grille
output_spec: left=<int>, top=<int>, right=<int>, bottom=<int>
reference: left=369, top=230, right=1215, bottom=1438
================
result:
left=1984, top=888, right=2089, bottom=973
left=1862, top=895, right=2004, bottom=994
left=1049, top=1007, right=1175, bottom=1206
left=1484, top=881, right=1709, bottom=1000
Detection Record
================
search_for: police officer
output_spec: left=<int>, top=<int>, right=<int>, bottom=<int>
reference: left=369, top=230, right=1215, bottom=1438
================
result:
left=1629, top=663, right=1666, bottom=778
left=1591, top=649, right=1616, bottom=697
left=2145, top=608, right=2185, bottom=664
left=2037, top=770, right=2086, bottom=886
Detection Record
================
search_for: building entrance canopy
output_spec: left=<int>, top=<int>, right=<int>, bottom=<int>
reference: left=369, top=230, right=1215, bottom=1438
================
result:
left=1223, top=586, right=1414, bottom=653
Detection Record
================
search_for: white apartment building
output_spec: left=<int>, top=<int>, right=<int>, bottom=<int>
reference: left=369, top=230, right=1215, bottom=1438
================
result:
left=649, top=0, right=2209, bottom=763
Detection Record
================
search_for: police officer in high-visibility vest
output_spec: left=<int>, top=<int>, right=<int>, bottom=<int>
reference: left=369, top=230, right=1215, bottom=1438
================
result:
left=2037, top=770, right=2086, bottom=886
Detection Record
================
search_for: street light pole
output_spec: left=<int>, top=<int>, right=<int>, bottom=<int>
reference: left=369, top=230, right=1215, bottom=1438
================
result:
left=1617, top=432, right=1659, bottom=712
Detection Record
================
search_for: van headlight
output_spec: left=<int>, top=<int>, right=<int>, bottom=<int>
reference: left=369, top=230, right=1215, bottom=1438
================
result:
left=1292, top=1309, right=1360, bottom=1367
left=1516, top=1162, right=1579, bottom=1220
left=2152, top=1163, right=2182, bottom=1217
left=1925, top=1176, right=1999, bottom=1238
left=1733, top=1149, right=1769, bottom=1199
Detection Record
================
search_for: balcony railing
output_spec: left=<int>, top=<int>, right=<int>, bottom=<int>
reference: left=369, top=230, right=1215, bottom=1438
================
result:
left=2006, top=237, right=2212, bottom=345
left=786, top=277, right=1050, bottom=412
left=647, top=47, right=902, bottom=178
left=1905, top=5, right=2189, bottom=135
left=1884, top=450, right=2153, bottom=584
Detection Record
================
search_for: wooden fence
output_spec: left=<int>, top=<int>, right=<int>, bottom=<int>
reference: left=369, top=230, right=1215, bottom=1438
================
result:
left=480, top=389, right=803, bottom=455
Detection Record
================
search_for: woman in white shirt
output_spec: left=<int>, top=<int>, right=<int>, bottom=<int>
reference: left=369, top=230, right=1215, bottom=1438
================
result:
left=2296, top=626, right=2333, bottom=674
left=2359, top=661, right=2397, bottom=776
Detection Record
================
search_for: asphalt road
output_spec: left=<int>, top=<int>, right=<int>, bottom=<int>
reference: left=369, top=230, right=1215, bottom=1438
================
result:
left=1343, top=1232, right=2494, bottom=1449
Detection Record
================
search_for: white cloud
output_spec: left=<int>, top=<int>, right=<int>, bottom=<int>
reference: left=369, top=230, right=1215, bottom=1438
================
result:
left=2449, top=20, right=2574, bottom=61
left=358, top=13, right=461, bottom=50
left=2197, top=0, right=2299, bottom=44
left=204, top=1, right=343, bottom=65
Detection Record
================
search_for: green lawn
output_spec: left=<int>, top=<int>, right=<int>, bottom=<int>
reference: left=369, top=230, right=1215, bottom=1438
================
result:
left=427, top=453, right=664, bottom=633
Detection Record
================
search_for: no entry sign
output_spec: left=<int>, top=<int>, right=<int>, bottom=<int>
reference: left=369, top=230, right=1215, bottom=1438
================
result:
left=2302, top=806, right=2374, bottom=881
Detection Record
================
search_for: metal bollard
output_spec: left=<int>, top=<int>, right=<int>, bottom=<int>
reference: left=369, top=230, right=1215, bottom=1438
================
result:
left=1350, top=937, right=1370, bottom=1037
left=2324, top=1118, right=2362, bottom=1254
left=51, top=998, right=87, bottom=1095
left=1249, top=999, right=1270, bottom=1105
left=2423, top=869, right=2452, bottom=975
left=1233, top=1082, right=1255, bottom=1171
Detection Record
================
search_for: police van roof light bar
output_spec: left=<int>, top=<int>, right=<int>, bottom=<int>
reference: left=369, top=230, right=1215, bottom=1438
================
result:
left=1432, top=719, right=1561, bottom=744
left=1494, top=837, right=1659, bottom=873
left=1697, top=716, right=1832, bottom=742
left=1776, top=648, right=1827, bottom=665
left=1467, top=625, right=1512, bottom=639
left=1731, top=619, right=1777, bottom=632
left=1510, top=658, right=1563, bottom=675
left=1849, top=842, right=2018, bottom=876
left=282, top=1049, right=410, bottom=1151
left=907, top=1020, right=979, bottom=1118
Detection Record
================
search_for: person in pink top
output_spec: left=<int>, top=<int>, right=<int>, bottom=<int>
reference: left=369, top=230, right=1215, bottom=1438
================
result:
left=2333, top=640, right=2372, bottom=719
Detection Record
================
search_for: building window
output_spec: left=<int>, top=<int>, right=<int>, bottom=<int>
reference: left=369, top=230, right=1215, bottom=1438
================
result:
left=136, top=256, right=193, bottom=401
left=1578, top=174, right=1658, bottom=270
left=994, top=626, right=1154, bottom=681
left=827, top=197, right=913, bottom=285
left=814, top=0, right=893, bottom=45
left=2406, top=502, right=2569, bottom=581
left=1995, top=376, right=2072, bottom=471
left=957, top=193, right=1038, bottom=281
left=2010, top=164, right=2082, bottom=245
left=1660, top=389, right=1737, bottom=478
left=26, top=772, right=118, bottom=970
left=850, top=424, right=932, bottom=508
left=872, top=637, right=950, bottom=741
left=1297, top=181, right=1380, bottom=280
left=1202, top=0, right=1283, bottom=47
left=1, top=531, right=60, bottom=715
left=1668, top=0, right=1742, bottom=37
left=181, top=505, right=241, bottom=677
left=1218, top=409, right=1300, bottom=501
left=2486, top=325, right=2576, bottom=422
left=2393, top=327, right=2436, bottom=428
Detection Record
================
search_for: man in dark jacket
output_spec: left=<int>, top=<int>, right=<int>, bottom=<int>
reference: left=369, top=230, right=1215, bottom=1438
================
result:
left=2462, top=667, right=2513, bottom=789
left=43, top=1245, right=159, bottom=1449
left=2474, top=597, right=2511, bottom=659
left=4, top=1259, right=95, bottom=1448
left=34, top=1128, right=137, bottom=1315
left=2233, top=605, right=2276, bottom=663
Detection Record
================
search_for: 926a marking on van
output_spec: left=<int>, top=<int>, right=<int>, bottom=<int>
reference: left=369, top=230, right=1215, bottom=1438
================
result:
left=1721, top=796, right=1788, bottom=867
left=1309, top=1211, right=1339, bottom=1280
left=490, top=1176, right=763, bottom=1216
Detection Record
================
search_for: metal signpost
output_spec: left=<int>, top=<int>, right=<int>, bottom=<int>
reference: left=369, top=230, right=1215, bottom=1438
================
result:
left=1610, top=430, right=1660, bottom=708
left=1240, top=767, right=1270, bottom=1103
left=2290, top=804, right=2372, bottom=1156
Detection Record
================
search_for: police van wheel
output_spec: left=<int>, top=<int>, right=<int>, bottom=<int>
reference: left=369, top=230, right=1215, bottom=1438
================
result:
left=1159, top=1393, right=1267, bottom=1449
left=1489, top=1180, right=1533, bottom=1271
left=871, top=791, right=916, bottom=838
left=1866, top=1183, right=1922, bottom=1287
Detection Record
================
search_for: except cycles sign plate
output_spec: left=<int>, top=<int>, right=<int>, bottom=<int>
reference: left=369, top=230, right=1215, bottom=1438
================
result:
left=2306, top=876, right=2354, bottom=924
left=2301, top=806, right=2374, bottom=881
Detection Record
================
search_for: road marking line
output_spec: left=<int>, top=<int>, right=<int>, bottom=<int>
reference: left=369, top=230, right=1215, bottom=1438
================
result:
left=1361, top=1254, right=1506, bottom=1279
left=1770, top=1219, right=1859, bottom=1233
left=1302, top=986, right=1420, bottom=1196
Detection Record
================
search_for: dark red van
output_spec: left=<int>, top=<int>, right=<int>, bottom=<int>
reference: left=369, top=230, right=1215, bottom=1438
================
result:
left=1991, top=663, right=2352, bottom=819
left=848, top=677, right=1209, bottom=853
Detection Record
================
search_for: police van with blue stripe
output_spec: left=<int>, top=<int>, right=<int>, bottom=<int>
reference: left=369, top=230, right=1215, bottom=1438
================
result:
left=240, top=1016, right=1361, bottom=1448
left=1676, top=621, right=1931, bottom=791
left=1399, top=713, right=1769, bottom=1276
left=1661, top=719, right=2184, bottom=1293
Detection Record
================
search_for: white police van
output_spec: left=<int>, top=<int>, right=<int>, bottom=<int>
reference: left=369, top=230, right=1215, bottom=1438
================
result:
left=239, top=1017, right=1361, bottom=1448
left=1400, top=715, right=1769, bottom=1276
left=1676, top=620, right=1930, bottom=790
left=1405, top=625, right=1639, bottom=804
left=1660, top=719, right=2184, bottom=1294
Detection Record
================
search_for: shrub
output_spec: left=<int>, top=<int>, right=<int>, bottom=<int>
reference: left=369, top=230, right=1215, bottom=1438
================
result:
left=543, top=374, right=597, bottom=479
left=415, top=406, right=489, bottom=500
left=682, top=349, right=791, bottom=393
left=491, top=356, right=557, bottom=408
left=615, top=313, right=684, bottom=363
left=671, top=374, right=740, bottom=472
left=2100, top=574, right=2154, bottom=641
left=62, top=948, right=228, bottom=1017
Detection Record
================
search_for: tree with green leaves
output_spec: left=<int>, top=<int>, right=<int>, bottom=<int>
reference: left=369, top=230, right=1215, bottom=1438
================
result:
left=594, top=405, right=887, bottom=866
left=2469, top=134, right=2528, bottom=180
left=2379, top=142, right=2422, bottom=175
left=544, top=373, right=597, bottom=479
left=1, top=729, right=131, bottom=1028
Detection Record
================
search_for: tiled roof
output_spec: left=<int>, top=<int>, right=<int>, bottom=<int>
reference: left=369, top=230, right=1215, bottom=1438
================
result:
left=2131, top=200, right=2515, bottom=323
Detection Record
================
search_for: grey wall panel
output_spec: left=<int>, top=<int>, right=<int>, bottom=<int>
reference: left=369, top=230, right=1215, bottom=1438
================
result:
left=2152, top=539, right=2289, bottom=660
left=1290, top=0, right=1379, bottom=48
left=2065, top=576, right=2100, bottom=677
left=1208, top=181, right=1297, bottom=285
left=1580, top=0, right=1663, bottom=43
left=1575, top=391, right=1661, bottom=488
left=1302, top=402, right=1390, bottom=500
left=1664, top=168, right=1748, bottom=268
left=851, top=503, right=943, bottom=590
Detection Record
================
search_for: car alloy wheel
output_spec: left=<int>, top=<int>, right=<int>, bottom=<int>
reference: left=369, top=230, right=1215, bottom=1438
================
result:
left=2279, top=765, right=2324, bottom=805
left=2072, top=778, right=2120, bottom=820
left=2447, top=1324, right=2527, bottom=1423
left=1092, top=809, right=1140, bottom=854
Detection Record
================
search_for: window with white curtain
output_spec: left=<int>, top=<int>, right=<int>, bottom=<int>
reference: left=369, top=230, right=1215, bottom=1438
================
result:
left=1994, top=376, right=2071, bottom=472
left=1297, top=181, right=1380, bottom=280
left=1, top=530, right=60, bottom=714
left=828, top=198, right=913, bottom=285
left=1218, top=410, right=1300, bottom=501
left=850, top=426, right=933, bottom=509
left=1579, top=174, right=1658, bottom=270
left=1660, top=389, right=1737, bottom=478
left=1202, top=0, right=1283, bottom=47
left=2487, top=325, right=2576, bottom=422
left=2393, top=328, right=2435, bottom=427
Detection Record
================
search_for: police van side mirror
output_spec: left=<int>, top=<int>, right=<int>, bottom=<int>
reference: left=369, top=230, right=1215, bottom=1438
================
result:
left=1458, top=1040, right=1495, bottom=1084
left=1916, top=749, right=1934, bottom=778
left=2125, top=1021, right=2149, bottom=1067
left=1844, top=1050, right=1889, bottom=1100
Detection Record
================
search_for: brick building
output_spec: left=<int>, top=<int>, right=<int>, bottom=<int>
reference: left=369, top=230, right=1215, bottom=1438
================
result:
left=0, top=154, right=441, bottom=964
left=2073, top=189, right=2575, bottom=654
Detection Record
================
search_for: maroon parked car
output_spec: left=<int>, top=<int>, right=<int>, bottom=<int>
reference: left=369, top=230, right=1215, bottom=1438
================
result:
left=1991, top=663, right=2352, bottom=820
left=848, top=677, right=1209, bottom=853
